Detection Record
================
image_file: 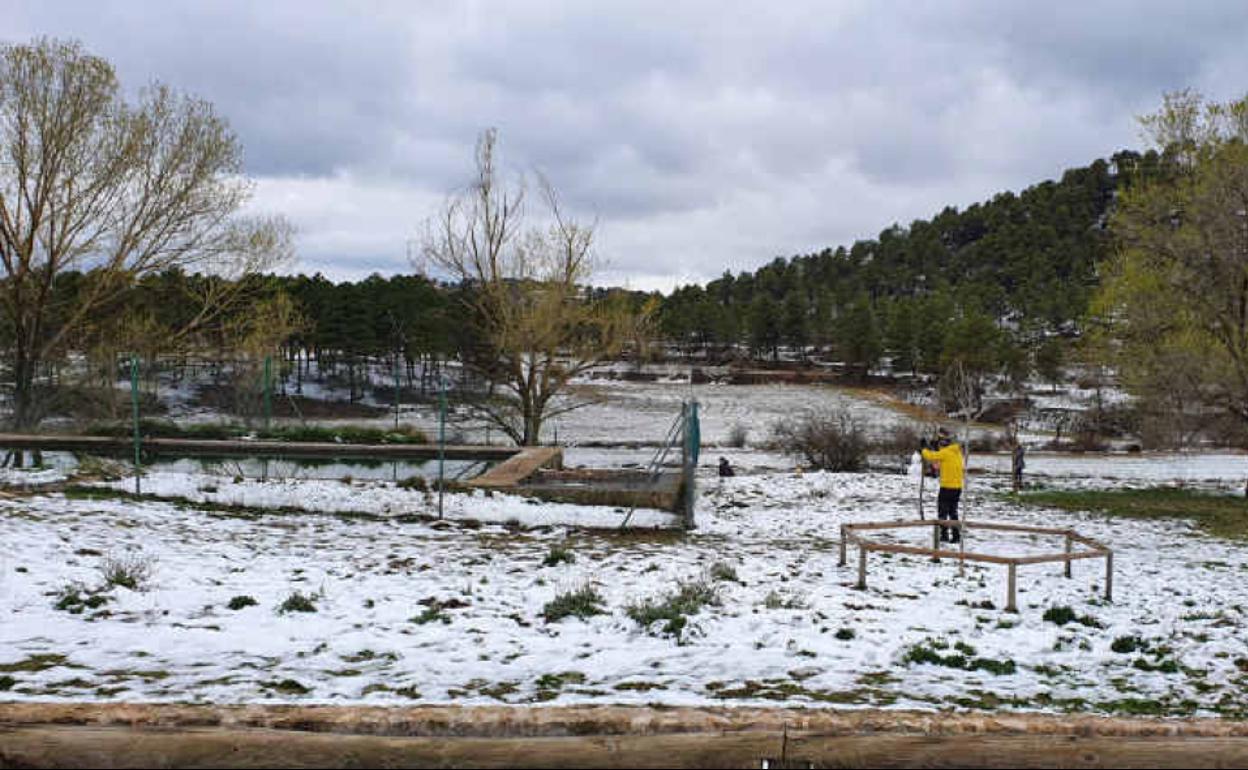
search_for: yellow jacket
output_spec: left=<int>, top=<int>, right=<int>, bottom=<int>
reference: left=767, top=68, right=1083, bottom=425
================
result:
left=921, top=443, right=965, bottom=489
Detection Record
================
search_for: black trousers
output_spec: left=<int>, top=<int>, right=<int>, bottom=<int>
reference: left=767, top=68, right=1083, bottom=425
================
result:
left=937, top=487, right=962, bottom=543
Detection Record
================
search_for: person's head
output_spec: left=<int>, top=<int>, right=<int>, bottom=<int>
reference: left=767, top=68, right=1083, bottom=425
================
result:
left=936, top=427, right=952, bottom=446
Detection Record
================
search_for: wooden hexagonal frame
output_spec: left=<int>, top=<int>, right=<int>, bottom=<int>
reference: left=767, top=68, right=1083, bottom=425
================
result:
left=838, top=520, right=1112, bottom=612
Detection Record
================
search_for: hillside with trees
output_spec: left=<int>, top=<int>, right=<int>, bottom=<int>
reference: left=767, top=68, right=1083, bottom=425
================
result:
left=658, top=150, right=1169, bottom=383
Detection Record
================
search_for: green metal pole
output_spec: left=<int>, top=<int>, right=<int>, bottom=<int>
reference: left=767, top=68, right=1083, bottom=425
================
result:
left=438, top=383, right=446, bottom=519
left=263, top=355, right=272, bottom=430
left=131, top=357, right=141, bottom=495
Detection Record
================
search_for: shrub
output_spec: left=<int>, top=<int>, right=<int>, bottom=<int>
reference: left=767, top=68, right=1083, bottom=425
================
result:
left=227, top=595, right=258, bottom=611
left=726, top=423, right=749, bottom=448
left=71, top=455, right=129, bottom=481
left=870, top=424, right=921, bottom=466
left=708, top=562, right=739, bottom=583
left=396, top=475, right=428, bottom=492
left=541, top=545, right=576, bottom=568
left=542, top=585, right=605, bottom=622
left=277, top=591, right=318, bottom=614
left=626, top=579, right=719, bottom=641
left=1111, top=635, right=1148, bottom=654
left=99, top=553, right=156, bottom=591
left=771, top=408, right=867, bottom=472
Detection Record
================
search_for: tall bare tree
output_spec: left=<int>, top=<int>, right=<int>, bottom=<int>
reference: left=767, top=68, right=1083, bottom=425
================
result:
left=0, top=38, right=291, bottom=430
left=421, top=129, right=644, bottom=445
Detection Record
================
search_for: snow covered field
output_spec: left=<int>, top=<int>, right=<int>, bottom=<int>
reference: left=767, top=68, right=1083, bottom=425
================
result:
left=2, top=460, right=1246, bottom=716
left=266, top=378, right=920, bottom=448
left=3, top=378, right=1248, bottom=716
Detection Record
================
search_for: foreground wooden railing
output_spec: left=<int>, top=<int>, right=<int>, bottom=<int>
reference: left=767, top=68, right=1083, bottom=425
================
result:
left=0, top=703, right=1243, bottom=768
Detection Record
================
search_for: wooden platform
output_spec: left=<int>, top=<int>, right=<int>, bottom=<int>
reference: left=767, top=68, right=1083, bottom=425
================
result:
left=1, top=703, right=1246, bottom=768
left=469, top=446, right=563, bottom=488
left=0, top=432, right=520, bottom=462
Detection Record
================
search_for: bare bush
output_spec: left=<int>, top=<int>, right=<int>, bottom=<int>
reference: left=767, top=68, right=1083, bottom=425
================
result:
left=772, top=409, right=868, bottom=472
left=726, top=423, right=749, bottom=448
left=99, top=552, right=156, bottom=591
left=871, top=423, right=920, bottom=461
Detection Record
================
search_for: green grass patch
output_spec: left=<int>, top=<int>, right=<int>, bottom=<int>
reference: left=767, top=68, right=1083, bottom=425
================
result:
left=709, top=561, right=740, bottom=583
left=541, top=544, right=576, bottom=568
left=1019, top=487, right=1248, bottom=538
left=227, top=595, right=258, bottom=611
left=1043, top=605, right=1103, bottom=628
left=626, top=579, right=719, bottom=641
left=277, top=591, right=318, bottom=614
left=262, top=678, right=310, bottom=695
left=1111, top=635, right=1148, bottom=654
left=0, top=654, right=69, bottom=673
left=903, top=639, right=1017, bottom=676
left=53, top=583, right=111, bottom=614
left=542, top=585, right=605, bottom=622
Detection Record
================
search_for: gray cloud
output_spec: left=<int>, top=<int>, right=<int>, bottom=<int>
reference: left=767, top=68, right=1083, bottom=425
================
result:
left=8, top=0, right=1248, bottom=288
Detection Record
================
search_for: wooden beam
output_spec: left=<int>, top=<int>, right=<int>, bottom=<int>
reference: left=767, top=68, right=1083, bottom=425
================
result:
left=5, top=725, right=1248, bottom=769
left=852, top=540, right=1018, bottom=565
left=0, top=433, right=520, bottom=462
left=843, top=520, right=935, bottom=532
left=1011, top=550, right=1109, bottom=566
left=1106, top=551, right=1114, bottom=601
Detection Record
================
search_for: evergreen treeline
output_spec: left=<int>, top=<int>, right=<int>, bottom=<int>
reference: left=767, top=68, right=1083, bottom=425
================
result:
left=25, top=149, right=1169, bottom=401
left=658, top=149, right=1166, bottom=381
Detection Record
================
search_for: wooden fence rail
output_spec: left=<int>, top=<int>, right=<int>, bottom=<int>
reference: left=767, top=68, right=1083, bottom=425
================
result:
left=838, top=519, right=1113, bottom=612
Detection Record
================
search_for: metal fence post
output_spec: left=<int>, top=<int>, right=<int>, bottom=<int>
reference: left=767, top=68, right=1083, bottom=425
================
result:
left=130, top=357, right=141, bottom=495
left=263, top=355, right=272, bottom=430
left=437, top=383, right=446, bottom=519
left=393, top=351, right=401, bottom=430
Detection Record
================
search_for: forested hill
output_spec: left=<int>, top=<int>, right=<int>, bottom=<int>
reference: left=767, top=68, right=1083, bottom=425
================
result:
left=78, top=149, right=1164, bottom=393
left=658, top=149, right=1164, bottom=374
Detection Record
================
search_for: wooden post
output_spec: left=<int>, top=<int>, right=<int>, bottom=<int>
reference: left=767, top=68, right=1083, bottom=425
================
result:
left=1006, top=563, right=1017, bottom=612
left=1064, top=534, right=1072, bottom=578
left=839, top=526, right=847, bottom=567
left=857, top=546, right=867, bottom=590
left=1105, top=552, right=1113, bottom=601
left=930, top=522, right=941, bottom=562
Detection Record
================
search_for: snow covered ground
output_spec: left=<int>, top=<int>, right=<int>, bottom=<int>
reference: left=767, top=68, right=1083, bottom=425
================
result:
left=264, top=378, right=921, bottom=448
left=4, top=373, right=1248, bottom=715
left=2, top=460, right=1246, bottom=716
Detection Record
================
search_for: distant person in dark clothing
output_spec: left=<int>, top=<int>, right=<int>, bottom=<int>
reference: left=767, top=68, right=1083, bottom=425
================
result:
left=1012, top=441, right=1026, bottom=491
left=718, top=457, right=735, bottom=477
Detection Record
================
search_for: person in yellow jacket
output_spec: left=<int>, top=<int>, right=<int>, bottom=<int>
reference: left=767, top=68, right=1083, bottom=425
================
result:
left=920, top=427, right=964, bottom=544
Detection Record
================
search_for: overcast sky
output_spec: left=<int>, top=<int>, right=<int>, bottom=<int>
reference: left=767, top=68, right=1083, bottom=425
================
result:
left=9, top=1, right=1248, bottom=290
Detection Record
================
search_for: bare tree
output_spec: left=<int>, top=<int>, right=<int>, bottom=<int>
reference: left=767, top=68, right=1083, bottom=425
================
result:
left=0, top=38, right=291, bottom=430
left=421, top=129, right=644, bottom=445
